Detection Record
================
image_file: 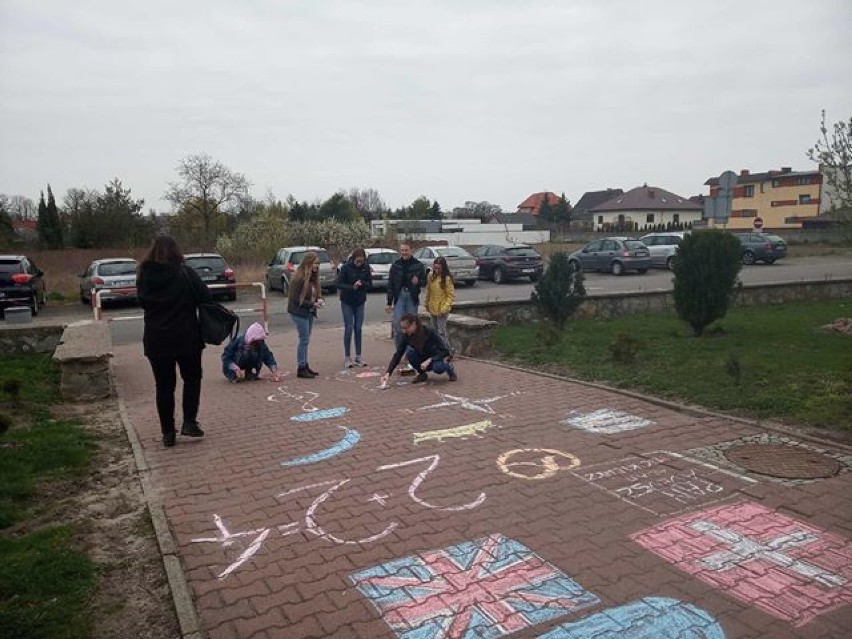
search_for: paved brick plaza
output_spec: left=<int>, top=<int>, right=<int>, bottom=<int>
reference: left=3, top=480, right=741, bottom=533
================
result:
left=113, top=324, right=852, bottom=639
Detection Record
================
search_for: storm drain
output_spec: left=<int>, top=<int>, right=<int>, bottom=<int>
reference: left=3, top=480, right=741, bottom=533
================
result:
left=724, top=443, right=842, bottom=479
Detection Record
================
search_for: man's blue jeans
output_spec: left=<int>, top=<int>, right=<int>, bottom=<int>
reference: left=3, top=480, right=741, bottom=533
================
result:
left=392, top=289, right=417, bottom=348
left=404, top=346, right=453, bottom=376
left=341, top=302, right=365, bottom=358
left=290, top=314, right=314, bottom=368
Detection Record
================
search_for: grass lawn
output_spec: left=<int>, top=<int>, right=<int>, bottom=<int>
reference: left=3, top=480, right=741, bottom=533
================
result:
left=0, top=355, right=97, bottom=638
left=494, top=299, right=852, bottom=431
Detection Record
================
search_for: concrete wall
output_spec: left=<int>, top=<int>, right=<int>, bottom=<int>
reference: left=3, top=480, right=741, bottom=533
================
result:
left=453, top=277, right=852, bottom=325
left=0, top=324, right=65, bottom=355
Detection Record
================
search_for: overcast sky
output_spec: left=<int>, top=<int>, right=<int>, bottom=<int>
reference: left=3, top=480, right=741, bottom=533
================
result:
left=1, top=0, right=850, bottom=213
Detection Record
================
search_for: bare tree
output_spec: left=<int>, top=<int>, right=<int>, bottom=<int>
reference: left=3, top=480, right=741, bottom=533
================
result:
left=5, top=195, right=36, bottom=219
left=348, top=187, right=387, bottom=221
left=808, top=110, right=852, bottom=214
left=164, top=153, right=250, bottom=241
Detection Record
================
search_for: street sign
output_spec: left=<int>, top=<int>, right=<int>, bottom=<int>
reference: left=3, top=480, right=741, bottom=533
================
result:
left=753, top=217, right=764, bottom=230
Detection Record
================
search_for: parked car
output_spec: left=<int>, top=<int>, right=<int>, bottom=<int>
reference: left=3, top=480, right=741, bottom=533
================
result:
left=0, top=254, right=46, bottom=316
left=733, top=233, right=787, bottom=265
left=638, top=232, right=687, bottom=270
left=185, top=253, right=237, bottom=301
left=568, top=238, right=651, bottom=275
left=79, top=258, right=139, bottom=306
left=413, top=245, right=478, bottom=286
left=472, top=243, right=544, bottom=284
left=337, top=248, right=398, bottom=290
left=266, top=246, right=336, bottom=295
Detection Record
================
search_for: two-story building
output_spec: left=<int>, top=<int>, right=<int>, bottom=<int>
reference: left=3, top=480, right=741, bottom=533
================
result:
left=588, top=185, right=702, bottom=231
left=704, top=167, right=823, bottom=229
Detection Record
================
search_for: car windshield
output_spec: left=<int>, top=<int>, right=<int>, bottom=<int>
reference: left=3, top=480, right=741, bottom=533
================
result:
left=368, top=252, right=398, bottom=265
left=98, top=261, right=137, bottom=276
left=291, top=251, right=331, bottom=264
left=624, top=241, right=647, bottom=250
left=435, top=247, right=472, bottom=258
left=186, top=256, right=227, bottom=270
left=505, top=247, right=539, bottom=257
left=0, top=260, right=23, bottom=273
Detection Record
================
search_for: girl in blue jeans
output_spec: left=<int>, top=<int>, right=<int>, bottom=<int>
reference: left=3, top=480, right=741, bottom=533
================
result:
left=287, top=252, right=323, bottom=378
left=335, top=248, right=373, bottom=367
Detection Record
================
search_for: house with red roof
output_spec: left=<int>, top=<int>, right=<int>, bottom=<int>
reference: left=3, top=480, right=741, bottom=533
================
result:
left=516, top=192, right=561, bottom=215
left=589, top=184, right=702, bottom=231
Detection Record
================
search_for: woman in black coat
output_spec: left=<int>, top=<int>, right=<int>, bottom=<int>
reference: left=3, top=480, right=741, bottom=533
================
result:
left=335, top=247, right=372, bottom=367
left=137, top=235, right=212, bottom=447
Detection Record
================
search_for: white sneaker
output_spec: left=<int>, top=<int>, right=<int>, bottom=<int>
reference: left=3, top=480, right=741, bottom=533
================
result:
left=344, top=358, right=354, bottom=368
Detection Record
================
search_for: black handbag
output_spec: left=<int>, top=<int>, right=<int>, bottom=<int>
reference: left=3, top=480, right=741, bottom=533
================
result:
left=182, top=267, right=240, bottom=345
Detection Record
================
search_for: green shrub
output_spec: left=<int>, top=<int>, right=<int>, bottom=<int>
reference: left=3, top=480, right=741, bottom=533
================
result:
left=531, top=252, right=586, bottom=329
left=673, top=230, right=742, bottom=336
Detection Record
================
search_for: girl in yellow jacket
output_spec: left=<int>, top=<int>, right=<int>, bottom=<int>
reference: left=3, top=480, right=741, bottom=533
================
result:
left=424, top=257, right=455, bottom=351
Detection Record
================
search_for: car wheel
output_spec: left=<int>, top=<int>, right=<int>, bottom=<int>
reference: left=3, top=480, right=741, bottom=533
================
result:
left=568, top=260, right=581, bottom=273
left=465, top=279, right=476, bottom=287
left=492, top=267, right=504, bottom=284
left=666, top=256, right=675, bottom=271
left=611, top=261, right=624, bottom=276
left=742, top=251, right=756, bottom=265
left=281, top=276, right=289, bottom=296
left=80, top=291, right=89, bottom=305
left=30, top=293, right=39, bottom=316
left=529, top=273, right=540, bottom=282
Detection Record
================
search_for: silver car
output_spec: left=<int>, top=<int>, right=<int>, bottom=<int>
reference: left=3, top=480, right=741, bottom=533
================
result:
left=568, top=238, right=651, bottom=275
left=266, top=246, right=336, bottom=295
left=414, top=245, right=478, bottom=286
left=638, top=232, right=687, bottom=270
left=79, top=258, right=138, bottom=305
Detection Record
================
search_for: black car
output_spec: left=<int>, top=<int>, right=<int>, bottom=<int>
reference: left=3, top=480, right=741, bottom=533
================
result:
left=0, top=254, right=46, bottom=316
left=472, top=243, right=544, bottom=283
left=733, top=233, right=787, bottom=265
left=184, top=253, right=237, bottom=301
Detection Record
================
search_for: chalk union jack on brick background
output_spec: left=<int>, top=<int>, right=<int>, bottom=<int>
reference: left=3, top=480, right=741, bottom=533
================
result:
left=350, top=533, right=600, bottom=639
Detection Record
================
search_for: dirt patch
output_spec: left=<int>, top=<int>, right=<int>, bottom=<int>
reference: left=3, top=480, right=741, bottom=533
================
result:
left=49, top=401, right=180, bottom=639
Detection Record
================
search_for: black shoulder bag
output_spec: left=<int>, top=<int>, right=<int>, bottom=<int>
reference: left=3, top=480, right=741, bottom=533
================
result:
left=182, top=266, right=239, bottom=345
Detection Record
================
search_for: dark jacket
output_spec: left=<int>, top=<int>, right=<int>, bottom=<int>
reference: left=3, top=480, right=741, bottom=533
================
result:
left=221, top=335, right=277, bottom=379
left=386, top=256, right=428, bottom=306
left=386, top=325, right=450, bottom=374
left=336, top=258, right=372, bottom=307
left=287, top=276, right=317, bottom=318
left=137, top=262, right=211, bottom=358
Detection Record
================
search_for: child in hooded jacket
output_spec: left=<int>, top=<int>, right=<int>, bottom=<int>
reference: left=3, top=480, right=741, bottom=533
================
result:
left=424, top=256, right=455, bottom=347
left=222, top=322, right=282, bottom=382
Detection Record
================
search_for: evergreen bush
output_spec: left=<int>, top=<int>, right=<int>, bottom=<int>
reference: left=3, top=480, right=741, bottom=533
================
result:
left=531, top=252, right=586, bottom=330
left=673, top=230, right=742, bottom=336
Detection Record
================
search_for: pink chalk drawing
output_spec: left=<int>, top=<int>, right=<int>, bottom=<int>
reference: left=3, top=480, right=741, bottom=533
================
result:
left=632, top=501, right=852, bottom=626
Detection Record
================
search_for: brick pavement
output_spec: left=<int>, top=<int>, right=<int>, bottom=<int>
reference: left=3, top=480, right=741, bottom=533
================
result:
left=113, top=322, right=852, bottom=639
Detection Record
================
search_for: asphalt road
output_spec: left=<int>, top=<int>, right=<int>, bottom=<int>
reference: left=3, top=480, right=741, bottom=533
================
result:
left=28, top=255, right=852, bottom=346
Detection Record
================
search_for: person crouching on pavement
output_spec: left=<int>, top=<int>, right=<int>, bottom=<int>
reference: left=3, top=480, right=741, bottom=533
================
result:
left=381, top=313, right=457, bottom=386
left=222, top=321, right=282, bottom=383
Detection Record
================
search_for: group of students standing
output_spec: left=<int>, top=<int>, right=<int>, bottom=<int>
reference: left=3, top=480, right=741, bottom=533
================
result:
left=137, top=237, right=458, bottom=448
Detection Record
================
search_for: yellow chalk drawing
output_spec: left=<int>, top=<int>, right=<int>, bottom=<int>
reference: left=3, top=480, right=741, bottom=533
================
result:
left=497, top=448, right=580, bottom=480
left=413, top=420, right=497, bottom=445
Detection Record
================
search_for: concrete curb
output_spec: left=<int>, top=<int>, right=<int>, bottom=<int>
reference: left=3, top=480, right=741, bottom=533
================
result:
left=468, top=355, right=852, bottom=454
left=113, top=365, right=203, bottom=638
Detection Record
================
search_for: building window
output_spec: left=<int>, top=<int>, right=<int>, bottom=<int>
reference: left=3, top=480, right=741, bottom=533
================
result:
left=646, top=213, right=655, bottom=223
left=799, top=194, right=811, bottom=204
left=673, top=214, right=680, bottom=223
left=597, top=216, right=603, bottom=225
left=795, top=176, right=809, bottom=185
left=743, top=210, right=757, bottom=218
left=772, top=179, right=780, bottom=188
left=743, top=185, right=755, bottom=197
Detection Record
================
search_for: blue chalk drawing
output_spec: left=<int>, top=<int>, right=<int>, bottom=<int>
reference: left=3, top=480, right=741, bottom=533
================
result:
left=290, top=406, right=349, bottom=422
left=538, top=597, right=725, bottom=639
left=280, top=427, right=361, bottom=467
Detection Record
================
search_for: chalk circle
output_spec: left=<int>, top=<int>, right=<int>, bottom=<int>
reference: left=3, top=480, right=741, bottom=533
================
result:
left=356, top=371, right=382, bottom=378
left=497, top=448, right=580, bottom=480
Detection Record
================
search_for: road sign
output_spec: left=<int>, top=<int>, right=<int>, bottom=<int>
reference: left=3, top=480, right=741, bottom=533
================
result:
left=753, top=217, right=764, bottom=230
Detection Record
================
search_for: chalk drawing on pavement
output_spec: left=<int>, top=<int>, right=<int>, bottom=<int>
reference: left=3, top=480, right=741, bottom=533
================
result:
left=561, top=408, right=653, bottom=434
left=350, top=533, right=600, bottom=639
left=415, top=390, right=521, bottom=415
left=497, top=449, right=580, bottom=481
left=192, top=454, right=489, bottom=578
left=538, top=596, right=725, bottom=639
left=413, top=419, right=499, bottom=445
left=290, top=406, right=349, bottom=422
left=266, top=385, right=321, bottom=412
left=633, top=501, right=852, bottom=626
left=280, top=425, right=361, bottom=467
left=572, top=452, right=743, bottom=516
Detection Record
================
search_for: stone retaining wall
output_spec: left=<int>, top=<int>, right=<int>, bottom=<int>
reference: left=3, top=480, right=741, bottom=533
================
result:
left=0, top=324, right=65, bottom=355
left=52, top=320, right=113, bottom=401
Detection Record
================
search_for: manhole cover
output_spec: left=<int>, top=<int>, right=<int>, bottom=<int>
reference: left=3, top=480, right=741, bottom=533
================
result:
left=724, top=444, right=842, bottom=479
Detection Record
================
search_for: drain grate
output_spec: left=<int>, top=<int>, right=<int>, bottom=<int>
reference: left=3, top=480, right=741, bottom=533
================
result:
left=724, top=443, right=842, bottom=479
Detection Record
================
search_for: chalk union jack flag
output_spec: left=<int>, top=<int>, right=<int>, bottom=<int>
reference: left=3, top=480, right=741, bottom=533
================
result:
left=350, top=533, right=599, bottom=639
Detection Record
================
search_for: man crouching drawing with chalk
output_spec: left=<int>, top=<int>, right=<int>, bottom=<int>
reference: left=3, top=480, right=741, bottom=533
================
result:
left=381, top=313, right=457, bottom=388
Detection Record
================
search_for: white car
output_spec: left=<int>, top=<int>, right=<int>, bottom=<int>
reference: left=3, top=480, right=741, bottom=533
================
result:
left=413, top=245, right=478, bottom=286
left=638, top=232, right=687, bottom=270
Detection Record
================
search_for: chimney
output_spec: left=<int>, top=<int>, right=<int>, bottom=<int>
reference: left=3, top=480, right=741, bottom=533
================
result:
left=781, top=167, right=792, bottom=173
left=740, top=169, right=750, bottom=177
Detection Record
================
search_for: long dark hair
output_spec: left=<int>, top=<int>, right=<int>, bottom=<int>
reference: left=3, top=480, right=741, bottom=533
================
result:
left=289, top=251, right=320, bottom=305
left=141, top=235, right=184, bottom=268
left=431, top=257, right=452, bottom=290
